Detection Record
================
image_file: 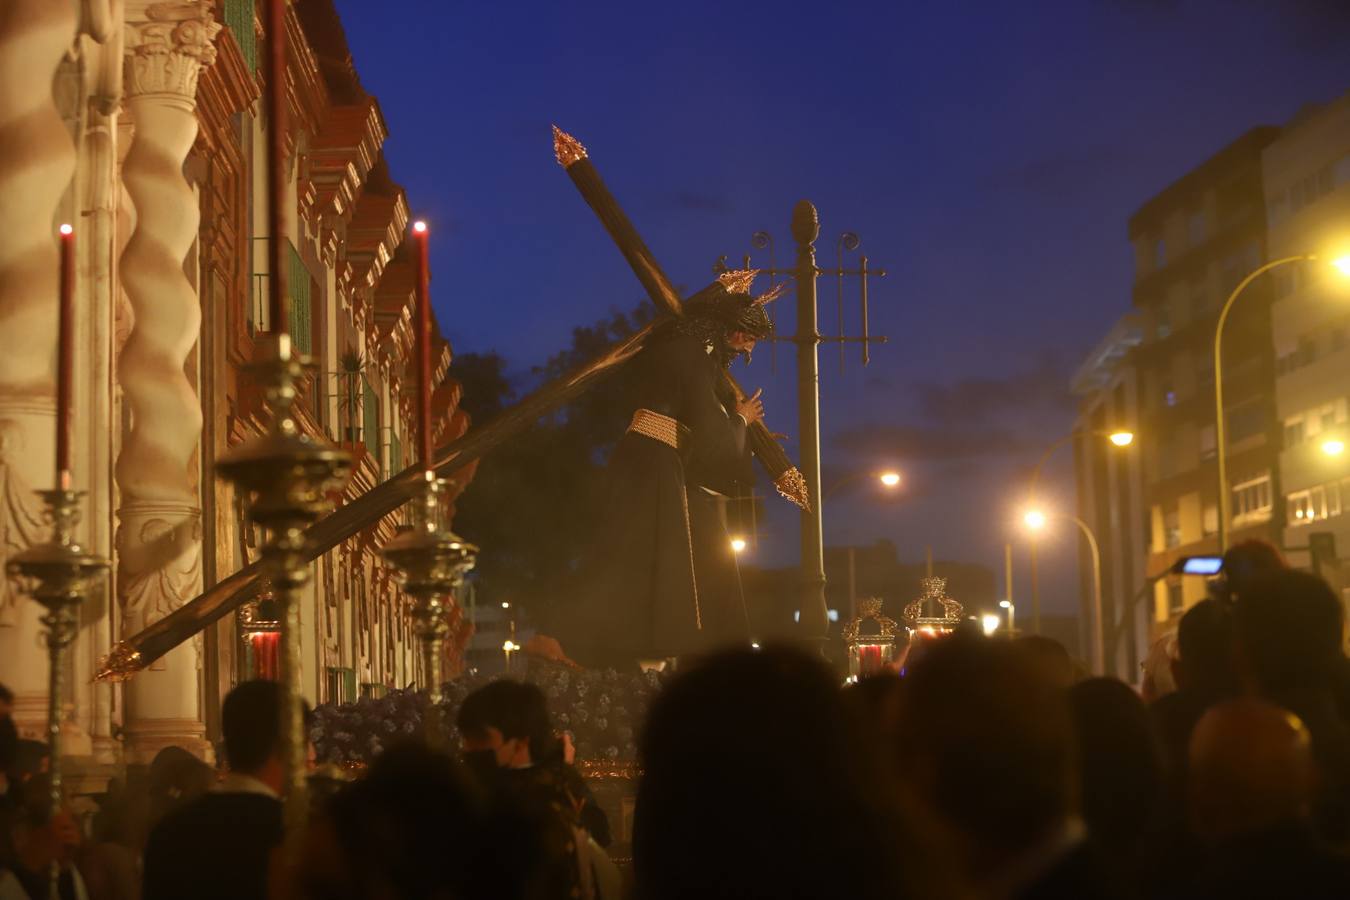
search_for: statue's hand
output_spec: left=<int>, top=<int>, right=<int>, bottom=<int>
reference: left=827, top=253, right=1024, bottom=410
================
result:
left=736, top=388, right=765, bottom=426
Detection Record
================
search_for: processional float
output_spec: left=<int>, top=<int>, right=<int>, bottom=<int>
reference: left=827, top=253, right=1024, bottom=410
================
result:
left=95, top=129, right=811, bottom=683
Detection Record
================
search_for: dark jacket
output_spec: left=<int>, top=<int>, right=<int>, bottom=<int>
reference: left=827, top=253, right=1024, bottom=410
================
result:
left=141, top=791, right=283, bottom=900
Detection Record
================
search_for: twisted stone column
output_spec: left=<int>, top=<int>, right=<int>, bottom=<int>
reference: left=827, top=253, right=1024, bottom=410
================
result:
left=0, top=0, right=79, bottom=737
left=115, top=0, right=218, bottom=762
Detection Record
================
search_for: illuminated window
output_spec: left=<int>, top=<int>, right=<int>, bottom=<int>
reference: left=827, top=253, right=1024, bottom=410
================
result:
left=1232, top=475, right=1273, bottom=525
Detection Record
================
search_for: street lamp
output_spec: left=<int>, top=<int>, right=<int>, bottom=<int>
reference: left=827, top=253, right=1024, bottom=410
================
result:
left=1215, top=253, right=1350, bottom=550
left=823, top=469, right=901, bottom=622
left=1022, top=508, right=1105, bottom=674
left=1026, top=429, right=1134, bottom=635
left=999, top=598, right=1015, bottom=633
left=824, top=468, right=903, bottom=502
left=981, top=613, right=1001, bottom=636
left=730, top=536, right=748, bottom=554
left=1323, top=439, right=1346, bottom=458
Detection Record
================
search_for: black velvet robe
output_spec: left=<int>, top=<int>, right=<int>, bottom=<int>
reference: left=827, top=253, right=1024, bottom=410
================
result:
left=567, top=332, right=753, bottom=666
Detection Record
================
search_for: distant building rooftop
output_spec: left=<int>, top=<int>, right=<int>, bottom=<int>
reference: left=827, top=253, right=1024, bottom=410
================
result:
left=1071, top=313, right=1143, bottom=396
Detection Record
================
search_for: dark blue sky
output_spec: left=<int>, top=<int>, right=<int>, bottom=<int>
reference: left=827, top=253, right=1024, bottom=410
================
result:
left=335, top=0, right=1350, bottom=618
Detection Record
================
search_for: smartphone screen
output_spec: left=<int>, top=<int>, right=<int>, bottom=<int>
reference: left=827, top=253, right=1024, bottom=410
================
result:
left=1180, top=556, right=1224, bottom=575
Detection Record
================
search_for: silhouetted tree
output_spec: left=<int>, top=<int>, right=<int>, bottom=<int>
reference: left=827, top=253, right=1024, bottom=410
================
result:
left=450, top=305, right=656, bottom=619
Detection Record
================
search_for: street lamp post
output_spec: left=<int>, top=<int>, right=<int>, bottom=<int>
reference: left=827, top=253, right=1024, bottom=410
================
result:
left=716, top=212, right=889, bottom=644
left=1026, top=429, right=1132, bottom=635
left=1024, top=509, right=1105, bottom=674
left=821, top=469, right=901, bottom=620
left=1214, top=254, right=1343, bottom=551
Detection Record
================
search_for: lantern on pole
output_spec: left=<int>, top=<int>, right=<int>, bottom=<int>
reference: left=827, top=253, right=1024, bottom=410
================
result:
left=903, top=576, right=965, bottom=639
left=842, top=597, right=900, bottom=679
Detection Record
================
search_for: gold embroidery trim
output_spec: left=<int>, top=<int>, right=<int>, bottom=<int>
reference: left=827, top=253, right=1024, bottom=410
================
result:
left=628, top=408, right=689, bottom=451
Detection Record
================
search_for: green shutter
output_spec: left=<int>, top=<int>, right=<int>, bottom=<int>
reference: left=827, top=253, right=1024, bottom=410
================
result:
left=362, top=376, right=380, bottom=470
left=223, top=0, right=257, bottom=74
left=288, top=240, right=312, bottom=356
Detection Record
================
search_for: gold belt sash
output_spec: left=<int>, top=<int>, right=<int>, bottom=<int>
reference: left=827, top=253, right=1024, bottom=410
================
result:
left=628, top=409, right=690, bottom=451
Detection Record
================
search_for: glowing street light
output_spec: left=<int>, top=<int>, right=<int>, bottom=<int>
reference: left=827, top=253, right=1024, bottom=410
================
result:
left=1024, top=509, right=1048, bottom=531
left=1108, top=431, right=1135, bottom=447
left=1333, top=255, right=1350, bottom=276
left=879, top=471, right=902, bottom=488
left=730, top=537, right=748, bottom=554
left=981, top=613, right=1001, bottom=636
left=1323, top=439, right=1346, bottom=457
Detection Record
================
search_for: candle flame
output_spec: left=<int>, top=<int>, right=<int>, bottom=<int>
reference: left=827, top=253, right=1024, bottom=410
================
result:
left=412, top=220, right=428, bottom=234
left=59, top=223, right=73, bottom=235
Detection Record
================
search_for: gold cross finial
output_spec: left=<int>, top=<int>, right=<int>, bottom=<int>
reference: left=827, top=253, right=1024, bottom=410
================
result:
left=552, top=125, right=588, bottom=168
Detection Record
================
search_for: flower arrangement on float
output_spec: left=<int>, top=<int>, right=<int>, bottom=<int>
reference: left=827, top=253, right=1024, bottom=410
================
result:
left=310, top=663, right=667, bottom=769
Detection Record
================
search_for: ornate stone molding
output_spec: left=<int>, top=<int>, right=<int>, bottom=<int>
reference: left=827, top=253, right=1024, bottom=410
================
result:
left=123, top=1, right=220, bottom=103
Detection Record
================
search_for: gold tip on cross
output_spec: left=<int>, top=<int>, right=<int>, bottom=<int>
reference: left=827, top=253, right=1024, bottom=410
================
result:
left=93, top=640, right=144, bottom=682
left=775, top=467, right=811, bottom=511
left=552, top=125, right=588, bottom=168
left=718, top=269, right=759, bottom=294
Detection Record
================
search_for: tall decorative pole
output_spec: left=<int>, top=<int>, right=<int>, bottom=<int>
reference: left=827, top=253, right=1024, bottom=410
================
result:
left=793, top=201, right=829, bottom=642
left=7, top=491, right=108, bottom=816
left=216, top=0, right=351, bottom=843
left=380, top=220, right=476, bottom=745
left=715, top=218, right=886, bottom=649
left=8, top=222, right=110, bottom=898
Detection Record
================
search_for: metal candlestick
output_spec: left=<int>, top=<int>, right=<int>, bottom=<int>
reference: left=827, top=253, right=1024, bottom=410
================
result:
left=380, top=472, right=477, bottom=744
left=7, top=488, right=109, bottom=896
left=216, top=334, right=351, bottom=835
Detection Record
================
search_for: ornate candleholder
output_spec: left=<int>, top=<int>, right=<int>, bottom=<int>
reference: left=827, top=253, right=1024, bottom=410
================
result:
left=380, top=472, right=477, bottom=745
left=903, top=576, right=965, bottom=638
left=6, top=489, right=109, bottom=826
left=842, top=597, right=899, bottom=680
left=216, top=334, right=351, bottom=831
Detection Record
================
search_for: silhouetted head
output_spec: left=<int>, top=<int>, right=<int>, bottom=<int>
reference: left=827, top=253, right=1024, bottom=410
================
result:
left=1216, top=540, right=1286, bottom=605
left=1188, top=698, right=1314, bottom=842
left=1174, top=599, right=1237, bottom=698
left=1068, top=678, right=1165, bottom=855
left=297, top=741, right=544, bottom=900
left=456, top=679, right=558, bottom=768
left=222, top=680, right=311, bottom=790
left=1014, top=634, right=1077, bottom=690
left=1232, top=570, right=1345, bottom=696
left=635, top=647, right=914, bottom=900
left=894, top=634, right=1076, bottom=879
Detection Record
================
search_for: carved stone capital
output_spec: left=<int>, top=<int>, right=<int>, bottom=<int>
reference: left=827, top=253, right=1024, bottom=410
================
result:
left=123, top=1, right=220, bottom=102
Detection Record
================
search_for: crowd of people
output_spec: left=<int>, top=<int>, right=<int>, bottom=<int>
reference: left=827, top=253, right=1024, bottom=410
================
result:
left=2, top=540, right=1350, bottom=899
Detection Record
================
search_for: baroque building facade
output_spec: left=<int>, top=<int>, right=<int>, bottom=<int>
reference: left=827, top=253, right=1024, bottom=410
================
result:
left=0, top=0, right=472, bottom=768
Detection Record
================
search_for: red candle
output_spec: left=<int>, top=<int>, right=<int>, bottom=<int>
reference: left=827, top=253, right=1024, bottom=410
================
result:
left=57, top=223, right=74, bottom=490
left=264, top=0, right=288, bottom=335
left=412, top=220, right=432, bottom=471
left=857, top=643, right=884, bottom=676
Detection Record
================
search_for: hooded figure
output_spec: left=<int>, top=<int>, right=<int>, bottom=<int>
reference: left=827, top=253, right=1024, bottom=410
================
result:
left=562, top=273, right=779, bottom=668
